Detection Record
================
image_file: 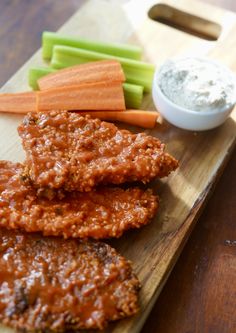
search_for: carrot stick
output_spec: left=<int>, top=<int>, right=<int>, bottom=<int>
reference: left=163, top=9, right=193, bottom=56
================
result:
left=77, top=110, right=159, bottom=128
left=38, top=60, right=125, bottom=90
left=0, top=91, right=36, bottom=114
left=38, top=81, right=125, bottom=111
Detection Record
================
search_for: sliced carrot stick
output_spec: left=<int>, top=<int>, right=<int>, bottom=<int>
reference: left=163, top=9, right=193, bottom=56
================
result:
left=0, top=91, right=36, bottom=114
left=38, top=60, right=125, bottom=90
left=77, top=110, right=159, bottom=128
left=38, top=81, right=125, bottom=111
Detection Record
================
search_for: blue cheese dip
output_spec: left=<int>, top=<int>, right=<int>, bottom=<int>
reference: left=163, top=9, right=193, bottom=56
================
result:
left=157, top=57, right=236, bottom=112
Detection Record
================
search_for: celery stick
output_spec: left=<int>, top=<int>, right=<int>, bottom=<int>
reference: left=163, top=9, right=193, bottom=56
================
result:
left=51, top=46, right=154, bottom=92
left=123, top=83, right=143, bottom=109
left=28, top=67, right=144, bottom=109
left=28, top=67, right=55, bottom=90
left=42, top=31, right=142, bottom=60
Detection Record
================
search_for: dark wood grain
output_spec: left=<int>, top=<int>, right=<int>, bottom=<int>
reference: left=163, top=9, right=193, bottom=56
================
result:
left=141, top=1, right=236, bottom=331
left=0, top=1, right=235, bottom=333
left=0, top=0, right=84, bottom=87
left=142, top=151, right=236, bottom=333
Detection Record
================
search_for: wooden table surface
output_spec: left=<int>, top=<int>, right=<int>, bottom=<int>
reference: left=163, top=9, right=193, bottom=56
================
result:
left=0, top=1, right=235, bottom=333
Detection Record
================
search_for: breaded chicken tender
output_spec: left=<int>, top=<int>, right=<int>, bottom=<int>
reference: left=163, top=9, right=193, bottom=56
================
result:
left=0, top=161, right=158, bottom=239
left=18, top=111, right=178, bottom=192
left=0, top=228, right=140, bottom=331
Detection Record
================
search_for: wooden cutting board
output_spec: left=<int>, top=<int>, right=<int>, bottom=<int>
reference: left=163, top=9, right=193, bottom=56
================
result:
left=0, top=0, right=236, bottom=332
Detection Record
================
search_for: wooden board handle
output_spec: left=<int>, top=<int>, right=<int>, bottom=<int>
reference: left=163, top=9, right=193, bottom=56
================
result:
left=148, top=3, right=221, bottom=41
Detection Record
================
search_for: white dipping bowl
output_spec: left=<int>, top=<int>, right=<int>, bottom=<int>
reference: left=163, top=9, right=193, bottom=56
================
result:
left=152, top=58, right=236, bottom=131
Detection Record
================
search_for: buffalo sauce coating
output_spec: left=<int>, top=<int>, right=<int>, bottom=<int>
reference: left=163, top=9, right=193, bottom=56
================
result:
left=18, top=111, right=179, bottom=191
left=0, top=228, right=140, bottom=331
left=0, top=161, right=158, bottom=239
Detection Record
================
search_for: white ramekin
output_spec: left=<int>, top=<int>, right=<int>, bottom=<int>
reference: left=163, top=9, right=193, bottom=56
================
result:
left=152, top=57, right=236, bottom=131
